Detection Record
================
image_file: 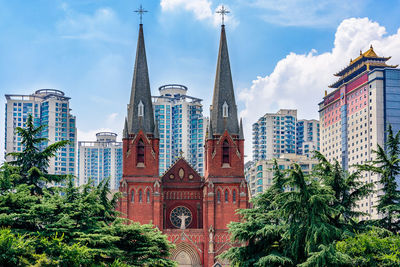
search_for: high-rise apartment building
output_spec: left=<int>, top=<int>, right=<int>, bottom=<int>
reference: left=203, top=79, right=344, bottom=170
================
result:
left=4, top=89, right=76, bottom=176
left=245, top=154, right=318, bottom=198
left=77, top=132, right=122, bottom=190
left=252, top=109, right=297, bottom=161
left=296, top=119, right=320, bottom=157
left=319, top=46, right=400, bottom=219
left=152, top=84, right=207, bottom=175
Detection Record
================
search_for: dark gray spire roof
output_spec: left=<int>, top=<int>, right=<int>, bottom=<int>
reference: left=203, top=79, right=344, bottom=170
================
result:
left=210, top=25, right=239, bottom=136
left=127, top=24, right=155, bottom=136
left=239, top=118, right=244, bottom=139
left=154, top=119, right=159, bottom=139
left=207, top=118, right=214, bottom=139
left=123, top=117, right=129, bottom=139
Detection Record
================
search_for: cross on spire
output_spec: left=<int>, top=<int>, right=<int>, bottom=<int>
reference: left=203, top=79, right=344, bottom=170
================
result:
left=216, top=5, right=230, bottom=26
left=134, top=4, right=148, bottom=24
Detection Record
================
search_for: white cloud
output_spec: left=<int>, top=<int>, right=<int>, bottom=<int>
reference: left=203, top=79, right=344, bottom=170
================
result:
left=106, top=112, right=119, bottom=124
left=57, top=4, right=128, bottom=43
left=161, top=0, right=212, bottom=20
left=251, top=0, right=365, bottom=27
left=78, top=112, right=123, bottom=143
left=78, top=128, right=112, bottom=142
left=160, top=0, right=238, bottom=27
left=239, top=17, right=400, bottom=158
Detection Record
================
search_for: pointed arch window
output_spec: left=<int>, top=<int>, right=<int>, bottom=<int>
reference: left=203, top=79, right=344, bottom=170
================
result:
left=131, top=190, right=135, bottom=203
left=222, top=140, right=230, bottom=164
left=138, top=101, right=144, bottom=117
left=233, top=190, right=236, bottom=203
left=225, top=190, right=229, bottom=202
left=217, top=190, right=221, bottom=203
left=146, top=190, right=150, bottom=203
left=222, top=101, right=229, bottom=118
left=137, top=139, right=145, bottom=164
left=139, top=190, right=143, bottom=203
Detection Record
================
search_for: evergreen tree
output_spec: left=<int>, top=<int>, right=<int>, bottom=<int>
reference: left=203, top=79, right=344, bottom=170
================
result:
left=359, top=125, right=400, bottom=232
left=0, top=116, right=176, bottom=266
left=221, top=153, right=374, bottom=266
left=220, top=161, right=291, bottom=266
left=314, top=151, right=374, bottom=231
left=7, top=115, right=69, bottom=195
left=278, top=164, right=341, bottom=265
left=0, top=228, right=94, bottom=267
left=336, top=228, right=400, bottom=266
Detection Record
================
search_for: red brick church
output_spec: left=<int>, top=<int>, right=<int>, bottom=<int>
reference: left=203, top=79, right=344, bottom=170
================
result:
left=118, top=20, right=249, bottom=267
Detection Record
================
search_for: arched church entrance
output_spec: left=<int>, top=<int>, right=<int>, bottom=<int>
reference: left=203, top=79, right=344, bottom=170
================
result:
left=171, top=242, right=202, bottom=267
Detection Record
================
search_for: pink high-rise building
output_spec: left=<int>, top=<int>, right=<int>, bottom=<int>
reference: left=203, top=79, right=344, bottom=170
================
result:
left=319, top=46, right=400, bottom=219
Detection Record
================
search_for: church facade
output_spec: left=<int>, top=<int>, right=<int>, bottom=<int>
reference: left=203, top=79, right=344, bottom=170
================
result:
left=118, top=22, right=248, bottom=267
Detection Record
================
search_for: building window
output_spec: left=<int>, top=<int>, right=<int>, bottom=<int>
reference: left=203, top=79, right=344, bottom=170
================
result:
left=225, top=190, right=229, bottom=202
left=137, top=139, right=145, bottom=164
left=222, top=140, right=229, bottom=164
left=138, top=101, right=144, bottom=117
left=131, top=190, right=135, bottom=202
left=147, top=190, right=150, bottom=203
left=139, top=190, right=143, bottom=203
left=223, top=101, right=228, bottom=118
left=233, top=190, right=236, bottom=202
left=217, top=190, right=221, bottom=203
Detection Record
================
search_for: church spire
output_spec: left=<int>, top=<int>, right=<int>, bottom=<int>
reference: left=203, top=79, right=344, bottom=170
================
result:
left=127, top=23, right=155, bottom=136
left=123, top=117, right=129, bottom=139
left=210, top=24, right=239, bottom=136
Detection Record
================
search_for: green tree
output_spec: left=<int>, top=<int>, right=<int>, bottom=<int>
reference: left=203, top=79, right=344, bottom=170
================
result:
left=0, top=165, right=38, bottom=232
left=359, top=125, right=400, bottom=232
left=0, top=228, right=37, bottom=266
left=7, top=115, right=69, bottom=195
left=221, top=153, right=374, bottom=266
left=0, top=169, right=176, bottom=266
left=81, top=222, right=175, bottom=266
left=278, top=164, right=342, bottom=265
left=314, top=151, right=374, bottom=231
left=0, top=228, right=94, bottom=267
left=220, top=161, right=291, bottom=267
left=0, top=115, right=176, bottom=266
left=336, top=228, right=400, bottom=266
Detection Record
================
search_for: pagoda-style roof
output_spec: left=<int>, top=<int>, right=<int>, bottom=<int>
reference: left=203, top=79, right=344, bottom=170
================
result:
left=329, top=45, right=397, bottom=88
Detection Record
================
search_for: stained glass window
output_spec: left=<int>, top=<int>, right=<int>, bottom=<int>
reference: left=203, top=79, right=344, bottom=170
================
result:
left=170, top=206, right=192, bottom=229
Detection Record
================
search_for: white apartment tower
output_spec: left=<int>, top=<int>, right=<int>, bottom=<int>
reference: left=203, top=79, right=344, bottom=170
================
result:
left=296, top=119, right=320, bottom=157
left=252, top=109, right=297, bottom=161
left=245, top=154, right=318, bottom=198
left=4, top=89, right=76, bottom=176
left=153, top=84, right=207, bottom=175
left=77, top=132, right=123, bottom=190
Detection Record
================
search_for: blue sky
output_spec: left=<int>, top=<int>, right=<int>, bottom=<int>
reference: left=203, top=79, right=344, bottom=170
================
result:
left=2, top=0, right=400, bottom=158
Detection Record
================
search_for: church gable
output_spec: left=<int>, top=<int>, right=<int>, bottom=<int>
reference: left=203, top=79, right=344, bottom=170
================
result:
left=161, top=158, right=202, bottom=184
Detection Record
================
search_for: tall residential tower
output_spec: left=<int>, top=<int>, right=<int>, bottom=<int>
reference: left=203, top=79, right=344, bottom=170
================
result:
left=153, top=84, right=207, bottom=175
left=319, top=46, right=400, bottom=219
left=77, top=132, right=123, bottom=190
left=296, top=119, right=320, bottom=157
left=4, top=89, right=76, bottom=176
left=252, top=109, right=297, bottom=161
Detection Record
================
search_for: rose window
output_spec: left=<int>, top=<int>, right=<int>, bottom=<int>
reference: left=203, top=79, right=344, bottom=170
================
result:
left=170, top=206, right=192, bottom=229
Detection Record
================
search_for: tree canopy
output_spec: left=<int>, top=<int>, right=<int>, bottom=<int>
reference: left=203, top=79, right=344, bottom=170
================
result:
left=220, top=149, right=395, bottom=266
left=0, top=115, right=175, bottom=266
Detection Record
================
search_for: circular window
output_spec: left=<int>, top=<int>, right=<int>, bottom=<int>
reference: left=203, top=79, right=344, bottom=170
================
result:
left=170, top=206, right=192, bottom=229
